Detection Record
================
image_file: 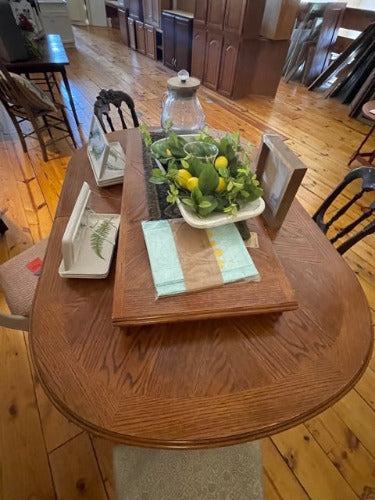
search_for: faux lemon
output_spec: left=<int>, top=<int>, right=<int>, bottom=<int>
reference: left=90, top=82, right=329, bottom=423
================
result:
left=166, top=148, right=172, bottom=156
left=187, top=177, right=199, bottom=191
left=214, top=156, right=228, bottom=169
left=215, top=177, right=226, bottom=192
left=176, top=169, right=192, bottom=188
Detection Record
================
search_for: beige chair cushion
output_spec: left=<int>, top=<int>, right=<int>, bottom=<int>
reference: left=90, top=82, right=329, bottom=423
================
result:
left=1, top=71, right=56, bottom=112
left=113, top=441, right=263, bottom=500
left=0, top=239, right=48, bottom=317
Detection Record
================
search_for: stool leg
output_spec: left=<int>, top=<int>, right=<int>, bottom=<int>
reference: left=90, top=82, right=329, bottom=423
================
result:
left=349, top=124, right=375, bottom=166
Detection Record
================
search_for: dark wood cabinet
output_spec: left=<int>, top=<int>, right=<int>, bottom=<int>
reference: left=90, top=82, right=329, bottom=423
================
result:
left=128, top=16, right=137, bottom=49
left=145, top=23, right=156, bottom=59
left=119, top=8, right=129, bottom=46
left=162, top=11, right=193, bottom=72
left=191, top=27, right=206, bottom=80
left=162, top=12, right=175, bottom=69
left=143, top=0, right=171, bottom=28
left=203, top=32, right=223, bottom=90
left=194, top=0, right=207, bottom=27
left=206, top=0, right=226, bottom=31
left=224, top=0, right=247, bottom=34
left=218, top=36, right=240, bottom=96
left=129, top=0, right=143, bottom=20
left=135, top=19, right=146, bottom=53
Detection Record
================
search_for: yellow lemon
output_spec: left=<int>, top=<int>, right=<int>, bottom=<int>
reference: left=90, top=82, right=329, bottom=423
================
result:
left=186, top=177, right=199, bottom=191
left=166, top=148, right=172, bottom=156
left=176, top=169, right=192, bottom=188
left=215, top=177, right=226, bottom=192
left=215, top=156, right=228, bottom=169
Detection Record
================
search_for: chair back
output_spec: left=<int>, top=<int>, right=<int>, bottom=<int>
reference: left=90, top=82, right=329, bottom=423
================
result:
left=313, top=166, right=375, bottom=254
left=94, top=89, right=139, bottom=133
left=0, top=58, right=33, bottom=113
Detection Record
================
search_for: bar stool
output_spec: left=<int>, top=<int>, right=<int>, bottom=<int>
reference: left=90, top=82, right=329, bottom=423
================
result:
left=349, top=100, right=375, bottom=166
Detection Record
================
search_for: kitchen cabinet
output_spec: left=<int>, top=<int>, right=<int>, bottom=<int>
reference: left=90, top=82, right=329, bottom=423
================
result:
left=145, top=23, right=156, bottom=59
left=129, top=0, right=143, bottom=20
left=218, top=36, right=240, bottom=96
left=143, top=0, right=171, bottom=28
left=162, top=11, right=193, bottom=72
left=206, top=0, right=226, bottom=31
left=191, top=0, right=290, bottom=98
left=38, top=0, right=75, bottom=47
left=203, top=32, right=222, bottom=90
left=191, top=27, right=206, bottom=80
left=119, top=8, right=129, bottom=46
left=127, top=16, right=137, bottom=49
left=135, top=19, right=146, bottom=53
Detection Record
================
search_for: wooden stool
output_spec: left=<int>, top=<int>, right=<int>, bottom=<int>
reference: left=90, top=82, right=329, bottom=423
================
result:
left=349, top=100, right=375, bottom=166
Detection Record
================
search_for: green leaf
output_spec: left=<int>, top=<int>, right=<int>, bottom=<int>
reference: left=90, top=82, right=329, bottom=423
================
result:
left=180, top=159, right=190, bottom=170
left=199, top=201, right=212, bottom=208
left=191, top=187, right=203, bottom=204
left=90, top=219, right=112, bottom=259
left=198, top=164, right=219, bottom=194
left=181, top=197, right=195, bottom=208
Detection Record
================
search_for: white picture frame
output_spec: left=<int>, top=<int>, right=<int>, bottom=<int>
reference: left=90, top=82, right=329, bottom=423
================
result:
left=87, top=114, right=110, bottom=180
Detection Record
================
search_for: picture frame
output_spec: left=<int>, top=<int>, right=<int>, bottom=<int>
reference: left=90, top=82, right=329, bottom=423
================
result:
left=254, top=134, right=307, bottom=229
left=87, top=114, right=126, bottom=187
left=87, top=114, right=110, bottom=180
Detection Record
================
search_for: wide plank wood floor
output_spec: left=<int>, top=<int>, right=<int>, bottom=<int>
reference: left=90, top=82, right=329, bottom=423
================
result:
left=0, top=26, right=374, bottom=500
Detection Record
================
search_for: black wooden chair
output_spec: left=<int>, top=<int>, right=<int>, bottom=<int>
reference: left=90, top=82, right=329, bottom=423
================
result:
left=93, top=89, right=139, bottom=133
left=0, top=59, right=77, bottom=162
left=313, top=166, right=375, bottom=254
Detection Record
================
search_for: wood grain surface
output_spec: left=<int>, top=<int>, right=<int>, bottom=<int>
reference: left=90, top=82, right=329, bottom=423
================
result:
left=30, top=130, right=373, bottom=449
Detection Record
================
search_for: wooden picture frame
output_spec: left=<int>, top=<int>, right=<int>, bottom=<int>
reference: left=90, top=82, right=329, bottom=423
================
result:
left=255, top=134, right=307, bottom=229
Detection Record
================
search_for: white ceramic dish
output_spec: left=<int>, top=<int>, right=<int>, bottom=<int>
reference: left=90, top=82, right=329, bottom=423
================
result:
left=152, top=134, right=265, bottom=228
left=177, top=197, right=265, bottom=229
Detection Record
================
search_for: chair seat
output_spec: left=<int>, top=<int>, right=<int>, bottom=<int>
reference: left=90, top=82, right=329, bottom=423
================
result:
left=0, top=239, right=48, bottom=316
left=113, top=442, right=263, bottom=500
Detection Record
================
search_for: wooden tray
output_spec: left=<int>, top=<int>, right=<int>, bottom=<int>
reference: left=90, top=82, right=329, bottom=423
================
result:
left=112, top=131, right=298, bottom=326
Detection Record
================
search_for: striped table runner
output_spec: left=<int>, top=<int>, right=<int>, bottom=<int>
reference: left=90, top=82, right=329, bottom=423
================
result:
left=142, top=219, right=259, bottom=297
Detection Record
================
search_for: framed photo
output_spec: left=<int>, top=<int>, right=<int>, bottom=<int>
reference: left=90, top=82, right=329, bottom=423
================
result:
left=255, top=134, right=307, bottom=229
left=87, top=115, right=110, bottom=180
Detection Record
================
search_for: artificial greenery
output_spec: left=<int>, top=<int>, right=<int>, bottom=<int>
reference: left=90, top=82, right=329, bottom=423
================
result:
left=141, top=125, right=263, bottom=218
left=90, top=219, right=113, bottom=259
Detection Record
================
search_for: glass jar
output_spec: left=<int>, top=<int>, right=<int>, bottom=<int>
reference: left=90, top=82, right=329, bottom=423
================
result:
left=161, top=70, right=206, bottom=134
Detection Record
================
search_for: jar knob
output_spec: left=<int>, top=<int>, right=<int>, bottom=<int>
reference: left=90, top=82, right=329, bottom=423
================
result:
left=178, top=69, right=189, bottom=83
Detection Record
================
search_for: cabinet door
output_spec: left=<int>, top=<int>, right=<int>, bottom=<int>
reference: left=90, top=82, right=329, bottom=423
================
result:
left=135, top=20, right=146, bottom=53
left=151, top=0, right=171, bottom=28
left=119, top=9, right=129, bottom=46
left=162, top=12, right=175, bottom=69
left=128, top=17, right=137, bottom=49
left=129, top=0, right=143, bottom=21
left=145, top=23, right=156, bottom=59
left=224, top=0, right=246, bottom=34
left=194, top=0, right=207, bottom=27
left=203, top=32, right=223, bottom=90
left=206, top=0, right=226, bottom=31
left=142, top=0, right=153, bottom=25
left=218, top=37, right=239, bottom=97
left=191, top=27, right=206, bottom=80
left=174, top=16, right=193, bottom=72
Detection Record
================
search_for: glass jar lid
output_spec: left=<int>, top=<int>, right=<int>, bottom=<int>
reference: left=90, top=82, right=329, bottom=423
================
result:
left=167, top=70, right=201, bottom=94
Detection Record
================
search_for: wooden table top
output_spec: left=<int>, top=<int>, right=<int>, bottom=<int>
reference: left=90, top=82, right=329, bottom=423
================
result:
left=30, top=129, right=373, bottom=449
left=5, top=34, right=69, bottom=72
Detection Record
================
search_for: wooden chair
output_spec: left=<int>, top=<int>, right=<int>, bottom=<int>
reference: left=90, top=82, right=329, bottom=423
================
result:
left=348, top=100, right=375, bottom=166
left=313, top=166, right=375, bottom=254
left=94, top=89, right=139, bottom=133
left=0, top=239, right=48, bottom=331
left=0, top=59, right=77, bottom=162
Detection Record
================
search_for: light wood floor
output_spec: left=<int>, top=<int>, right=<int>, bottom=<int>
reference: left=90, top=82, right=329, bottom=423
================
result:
left=0, top=26, right=374, bottom=500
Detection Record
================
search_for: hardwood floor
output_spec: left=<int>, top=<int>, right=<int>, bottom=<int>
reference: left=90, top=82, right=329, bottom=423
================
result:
left=0, top=25, right=374, bottom=499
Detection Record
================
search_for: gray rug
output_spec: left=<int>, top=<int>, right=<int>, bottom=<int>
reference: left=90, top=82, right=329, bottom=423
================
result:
left=113, top=441, right=263, bottom=500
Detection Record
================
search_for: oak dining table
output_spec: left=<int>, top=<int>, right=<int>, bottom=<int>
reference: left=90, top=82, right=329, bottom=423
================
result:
left=30, top=128, right=373, bottom=450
